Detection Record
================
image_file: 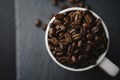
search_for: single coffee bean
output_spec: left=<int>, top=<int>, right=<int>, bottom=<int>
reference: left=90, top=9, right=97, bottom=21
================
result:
left=95, top=35, right=101, bottom=41
left=68, top=0, right=75, bottom=4
left=71, top=22, right=80, bottom=28
left=59, top=25, right=65, bottom=31
left=55, top=13, right=65, bottom=20
left=72, top=33, right=81, bottom=41
left=79, top=1, right=84, bottom=7
left=92, top=26, right=99, bottom=33
left=49, top=14, right=54, bottom=20
left=74, top=49, right=79, bottom=54
left=87, top=40, right=94, bottom=46
left=72, top=56, right=77, bottom=63
left=85, top=4, right=91, bottom=9
left=82, top=23, right=90, bottom=29
left=50, top=37, right=59, bottom=45
left=56, top=52, right=63, bottom=56
left=86, top=32, right=93, bottom=39
left=35, top=19, right=41, bottom=27
left=52, top=0, right=59, bottom=6
left=60, top=4, right=68, bottom=10
left=85, top=44, right=91, bottom=52
left=42, top=24, right=47, bottom=30
left=78, top=40, right=82, bottom=47
left=65, top=33, right=72, bottom=43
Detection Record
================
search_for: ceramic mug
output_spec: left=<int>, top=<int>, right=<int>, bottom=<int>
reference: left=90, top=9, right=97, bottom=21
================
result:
left=45, top=7, right=120, bottom=77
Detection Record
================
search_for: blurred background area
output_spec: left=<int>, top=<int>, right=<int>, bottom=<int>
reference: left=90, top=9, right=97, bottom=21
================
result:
left=0, top=0, right=16, bottom=80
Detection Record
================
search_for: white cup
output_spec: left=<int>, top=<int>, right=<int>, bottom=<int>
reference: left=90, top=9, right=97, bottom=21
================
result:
left=45, top=7, right=120, bottom=77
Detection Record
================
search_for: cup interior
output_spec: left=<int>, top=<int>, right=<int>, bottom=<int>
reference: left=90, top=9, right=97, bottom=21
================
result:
left=45, top=7, right=110, bottom=71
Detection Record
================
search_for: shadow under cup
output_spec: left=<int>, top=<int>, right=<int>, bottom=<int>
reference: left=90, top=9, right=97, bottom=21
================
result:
left=45, top=7, right=110, bottom=71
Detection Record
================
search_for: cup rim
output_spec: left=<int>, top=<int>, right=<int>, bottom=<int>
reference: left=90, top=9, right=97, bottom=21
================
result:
left=45, top=7, right=110, bottom=71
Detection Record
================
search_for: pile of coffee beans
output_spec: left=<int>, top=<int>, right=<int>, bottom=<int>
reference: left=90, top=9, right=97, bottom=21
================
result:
left=48, top=10, right=108, bottom=68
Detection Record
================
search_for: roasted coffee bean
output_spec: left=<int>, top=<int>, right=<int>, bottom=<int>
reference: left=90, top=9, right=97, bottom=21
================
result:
left=85, top=44, right=91, bottom=52
left=49, top=14, right=54, bottom=20
left=95, top=35, right=101, bottom=41
left=82, top=22, right=90, bottom=29
left=35, top=19, right=41, bottom=27
left=68, top=0, right=75, bottom=4
left=56, top=52, right=63, bottom=56
left=54, top=19, right=63, bottom=25
left=87, top=40, right=94, bottom=46
left=52, top=0, right=59, bottom=6
left=50, top=37, right=59, bottom=45
left=85, top=4, right=91, bottom=9
left=59, top=25, right=65, bottom=30
left=79, top=1, right=84, bottom=7
left=49, top=27, right=54, bottom=36
left=74, top=49, right=79, bottom=54
left=72, top=33, right=81, bottom=40
left=55, top=13, right=65, bottom=20
left=54, top=47, right=62, bottom=52
left=78, top=40, right=82, bottom=47
left=96, top=19, right=101, bottom=26
left=60, top=39, right=68, bottom=45
left=48, top=10, right=108, bottom=69
left=85, top=14, right=93, bottom=23
left=92, top=26, right=99, bottom=33
left=65, top=33, right=72, bottom=43
left=60, top=4, right=68, bottom=10
left=71, top=22, right=80, bottom=28
left=86, top=32, right=93, bottom=39
left=42, top=24, right=47, bottom=30
left=59, top=42, right=64, bottom=49
left=72, top=56, right=77, bottom=63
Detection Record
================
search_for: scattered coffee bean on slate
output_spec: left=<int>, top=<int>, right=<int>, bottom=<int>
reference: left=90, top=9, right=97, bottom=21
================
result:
left=52, top=0, right=59, bottom=6
left=60, top=4, right=68, bottom=10
left=42, top=24, right=47, bottom=30
left=35, top=19, right=42, bottom=27
left=48, top=10, right=108, bottom=68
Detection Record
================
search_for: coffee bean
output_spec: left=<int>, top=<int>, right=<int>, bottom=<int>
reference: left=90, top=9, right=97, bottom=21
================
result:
left=85, top=4, right=91, bottom=9
left=72, top=33, right=81, bottom=41
left=65, top=33, right=72, bottom=43
left=71, top=22, right=80, bottom=28
left=60, top=4, right=68, bottom=10
left=56, top=52, right=63, bottom=56
left=78, top=40, right=82, bottom=47
left=92, top=26, right=99, bottom=33
left=87, top=40, right=94, bottom=46
left=72, top=56, right=76, bottom=63
left=35, top=19, right=41, bottom=27
left=52, top=0, right=59, bottom=6
left=79, top=1, right=84, bottom=7
left=74, top=49, right=79, bottom=54
left=55, top=13, right=65, bottom=20
left=86, top=32, right=93, bottom=39
left=42, top=24, right=47, bottom=30
left=95, top=35, right=101, bottom=41
left=68, top=0, right=75, bottom=4
left=82, top=23, right=90, bottom=29
left=59, top=25, right=65, bottom=31
left=49, top=14, right=54, bottom=20
left=50, top=37, right=59, bottom=45
left=85, top=44, right=91, bottom=52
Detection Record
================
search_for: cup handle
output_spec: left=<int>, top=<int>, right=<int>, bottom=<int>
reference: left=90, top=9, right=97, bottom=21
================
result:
left=98, top=57, right=120, bottom=77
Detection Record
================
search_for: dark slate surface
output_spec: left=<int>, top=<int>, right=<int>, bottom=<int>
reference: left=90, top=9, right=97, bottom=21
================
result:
left=15, top=0, right=120, bottom=80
